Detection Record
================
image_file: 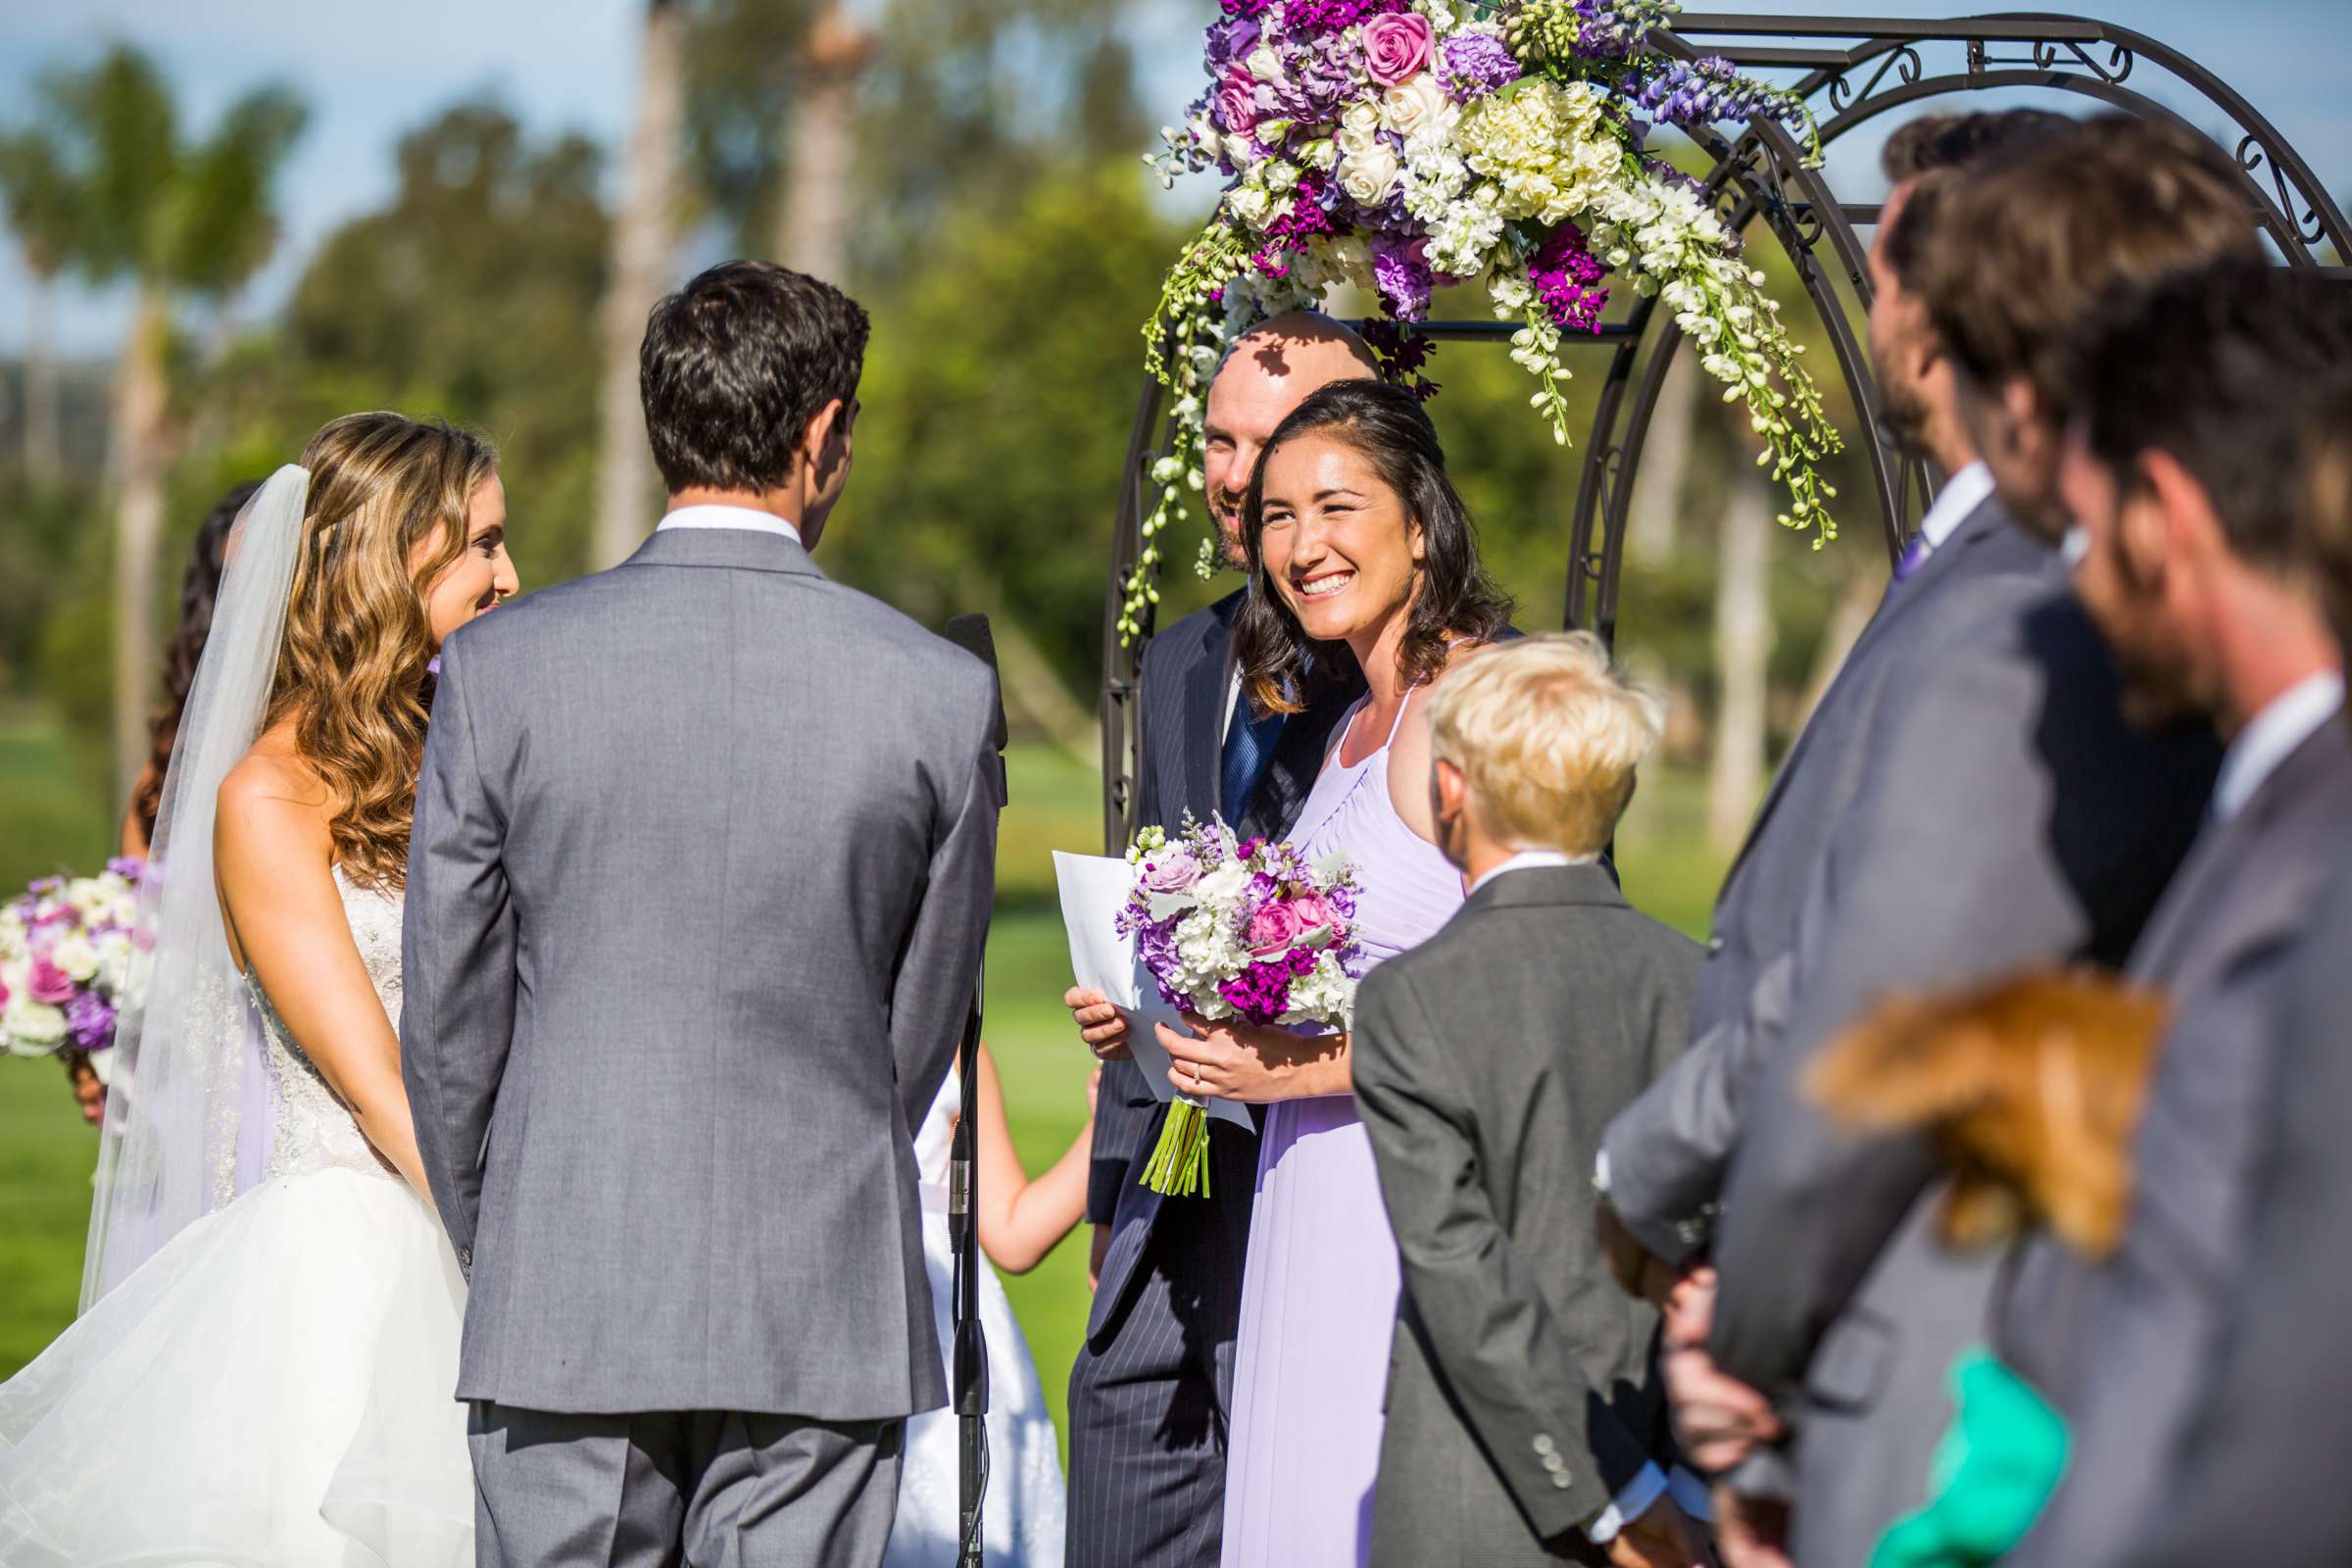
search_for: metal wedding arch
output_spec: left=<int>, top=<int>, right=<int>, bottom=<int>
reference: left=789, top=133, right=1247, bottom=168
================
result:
left=1097, top=9, right=2351, bottom=847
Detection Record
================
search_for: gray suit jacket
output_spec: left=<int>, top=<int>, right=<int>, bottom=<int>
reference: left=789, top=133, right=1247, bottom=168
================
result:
left=1354, top=865, right=1702, bottom=1567
left=2121, top=839, right=2352, bottom=1567
left=402, top=526, right=1000, bottom=1419
left=1999, top=714, right=2352, bottom=1568
left=1703, top=576, right=2217, bottom=1566
left=1599, top=495, right=2048, bottom=1265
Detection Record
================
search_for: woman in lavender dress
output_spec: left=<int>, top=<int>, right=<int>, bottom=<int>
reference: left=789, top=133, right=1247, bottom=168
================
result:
left=1159, top=381, right=1510, bottom=1567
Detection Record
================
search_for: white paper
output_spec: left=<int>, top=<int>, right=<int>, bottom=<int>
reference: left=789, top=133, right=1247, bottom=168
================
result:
left=1053, top=851, right=1253, bottom=1129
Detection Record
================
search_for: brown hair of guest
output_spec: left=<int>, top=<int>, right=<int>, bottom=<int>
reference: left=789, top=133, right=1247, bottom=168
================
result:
left=2299, top=384, right=2352, bottom=659
left=1807, top=971, right=2170, bottom=1258
left=1875, top=109, right=2071, bottom=290
left=1914, top=114, right=2260, bottom=430
left=1231, top=379, right=1510, bottom=717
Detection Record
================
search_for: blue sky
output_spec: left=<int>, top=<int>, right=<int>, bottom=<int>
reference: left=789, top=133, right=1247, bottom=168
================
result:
left=1, top=0, right=2345, bottom=358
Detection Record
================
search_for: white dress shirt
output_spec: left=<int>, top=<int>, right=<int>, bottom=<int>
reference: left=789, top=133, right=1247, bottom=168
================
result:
left=1909, top=460, right=1997, bottom=563
left=655, top=503, right=804, bottom=545
left=2211, top=670, right=2345, bottom=822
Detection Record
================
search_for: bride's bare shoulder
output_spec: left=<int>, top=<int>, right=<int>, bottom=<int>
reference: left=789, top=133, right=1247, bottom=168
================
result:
left=216, top=733, right=332, bottom=865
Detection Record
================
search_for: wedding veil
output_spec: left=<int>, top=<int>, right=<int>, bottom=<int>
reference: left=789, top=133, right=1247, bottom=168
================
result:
left=81, top=465, right=309, bottom=1309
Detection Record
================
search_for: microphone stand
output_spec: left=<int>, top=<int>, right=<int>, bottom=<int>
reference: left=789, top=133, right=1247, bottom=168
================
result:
left=943, top=613, right=1007, bottom=1568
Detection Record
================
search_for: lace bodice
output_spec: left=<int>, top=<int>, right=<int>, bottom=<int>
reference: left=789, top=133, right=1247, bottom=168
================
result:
left=243, top=865, right=404, bottom=1185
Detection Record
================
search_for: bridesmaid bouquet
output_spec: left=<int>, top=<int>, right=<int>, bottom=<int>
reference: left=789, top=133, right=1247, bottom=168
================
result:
left=1, top=859, right=148, bottom=1086
left=1118, top=815, right=1360, bottom=1196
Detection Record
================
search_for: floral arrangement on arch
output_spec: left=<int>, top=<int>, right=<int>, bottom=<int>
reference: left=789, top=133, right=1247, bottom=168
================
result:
left=1120, top=0, right=1840, bottom=642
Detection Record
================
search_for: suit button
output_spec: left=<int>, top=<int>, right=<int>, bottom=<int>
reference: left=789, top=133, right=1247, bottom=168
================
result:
left=1708, top=934, right=1725, bottom=954
left=1543, top=1452, right=1567, bottom=1474
left=1550, top=1472, right=1573, bottom=1490
left=1533, top=1434, right=1557, bottom=1457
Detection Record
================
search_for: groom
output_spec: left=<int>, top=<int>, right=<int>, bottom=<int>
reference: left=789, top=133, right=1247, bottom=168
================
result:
left=403, top=261, right=1001, bottom=1566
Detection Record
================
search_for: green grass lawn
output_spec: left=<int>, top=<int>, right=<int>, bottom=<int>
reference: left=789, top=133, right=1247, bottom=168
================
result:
left=0, top=709, right=1728, bottom=1453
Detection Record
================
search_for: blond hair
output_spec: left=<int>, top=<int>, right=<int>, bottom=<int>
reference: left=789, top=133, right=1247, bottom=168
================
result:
left=269, top=412, right=500, bottom=889
left=1427, top=632, right=1662, bottom=858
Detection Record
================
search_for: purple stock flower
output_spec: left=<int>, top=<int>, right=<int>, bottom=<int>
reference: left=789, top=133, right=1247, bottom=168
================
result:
left=1215, top=945, right=1321, bottom=1025
left=1438, top=31, right=1521, bottom=99
left=1205, top=13, right=1261, bottom=65
left=1219, top=0, right=1275, bottom=17
left=105, top=857, right=144, bottom=881
left=1530, top=223, right=1610, bottom=334
left=1283, top=0, right=1403, bottom=36
left=1251, top=173, right=1340, bottom=276
left=66, top=993, right=117, bottom=1051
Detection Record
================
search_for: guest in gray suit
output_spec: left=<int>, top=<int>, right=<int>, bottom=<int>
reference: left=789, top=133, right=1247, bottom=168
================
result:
left=2120, top=393, right=2352, bottom=1568
left=402, top=262, right=1001, bottom=1567
left=1356, top=634, right=1709, bottom=1568
left=1063, top=315, right=1373, bottom=1568
left=1598, top=109, right=2067, bottom=1271
left=1632, top=118, right=2247, bottom=1567
left=1989, top=265, right=2352, bottom=1568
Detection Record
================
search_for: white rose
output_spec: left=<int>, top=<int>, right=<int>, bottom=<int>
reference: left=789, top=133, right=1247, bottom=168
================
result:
left=1381, top=74, right=1450, bottom=139
left=48, top=932, right=98, bottom=985
left=1299, top=136, right=1340, bottom=172
left=1247, top=42, right=1284, bottom=84
left=1227, top=184, right=1272, bottom=226
left=1224, top=133, right=1257, bottom=169
left=4, top=995, right=68, bottom=1050
left=1337, top=100, right=1383, bottom=159
left=1338, top=145, right=1402, bottom=207
left=1264, top=160, right=1299, bottom=193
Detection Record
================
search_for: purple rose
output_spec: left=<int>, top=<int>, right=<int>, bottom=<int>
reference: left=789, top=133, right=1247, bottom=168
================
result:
left=1246, top=899, right=1305, bottom=956
left=1216, top=68, right=1260, bottom=135
left=27, top=956, right=74, bottom=1006
left=1361, top=12, right=1433, bottom=86
left=1141, top=846, right=1203, bottom=895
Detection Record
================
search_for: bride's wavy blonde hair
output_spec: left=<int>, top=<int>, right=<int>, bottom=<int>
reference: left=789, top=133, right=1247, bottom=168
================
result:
left=268, top=412, right=500, bottom=889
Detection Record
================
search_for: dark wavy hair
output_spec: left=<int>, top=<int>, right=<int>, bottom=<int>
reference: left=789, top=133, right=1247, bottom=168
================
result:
left=132, top=481, right=261, bottom=845
left=1234, top=379, right=1511, bottom=715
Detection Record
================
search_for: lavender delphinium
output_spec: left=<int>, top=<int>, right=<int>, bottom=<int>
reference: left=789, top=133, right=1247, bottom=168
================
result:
left=1438, top=31, right=1522, bottom=100
left=1632, top=55, right=1802, bottom=129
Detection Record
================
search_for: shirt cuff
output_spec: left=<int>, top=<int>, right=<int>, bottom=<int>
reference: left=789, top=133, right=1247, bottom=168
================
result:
left=1585, top=1462, right=1667, bottom=1544
left=1593, top=1149, right=1613, bottom=1194
left=1667, top=1464, right=1713, bottom=1521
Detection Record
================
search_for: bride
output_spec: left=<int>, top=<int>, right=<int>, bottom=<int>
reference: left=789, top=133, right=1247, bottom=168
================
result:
left=0, top=412, right=514, bottom=1565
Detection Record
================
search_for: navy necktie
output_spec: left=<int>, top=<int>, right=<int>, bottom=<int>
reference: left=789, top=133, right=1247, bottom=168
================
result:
left=1220, top=697, right=1287, bottom=827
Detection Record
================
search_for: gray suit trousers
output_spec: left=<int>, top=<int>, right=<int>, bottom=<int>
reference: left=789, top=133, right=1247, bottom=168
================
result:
left=468, top=1403, right=902, bottom=1568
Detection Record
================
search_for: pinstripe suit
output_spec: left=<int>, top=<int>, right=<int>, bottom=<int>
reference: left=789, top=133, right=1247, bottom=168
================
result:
left=1066, top=590, right=1357, bottom=1568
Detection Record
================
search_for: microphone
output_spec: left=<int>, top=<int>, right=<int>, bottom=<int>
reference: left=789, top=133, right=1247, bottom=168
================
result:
left=943, top=612, right=1011, bottom=760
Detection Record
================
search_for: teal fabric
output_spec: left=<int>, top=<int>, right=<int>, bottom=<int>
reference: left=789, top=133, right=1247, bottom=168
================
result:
left=1870, top=1349, right=2069, bottom=1568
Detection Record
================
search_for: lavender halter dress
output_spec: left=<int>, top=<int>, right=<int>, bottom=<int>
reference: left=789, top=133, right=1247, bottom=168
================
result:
left=1220, top=690, right=1466, bottom=1567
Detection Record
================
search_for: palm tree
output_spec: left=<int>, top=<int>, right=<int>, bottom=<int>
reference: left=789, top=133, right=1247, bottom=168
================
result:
left=595, top=0, right=689, bottom=568
left=19, top=47, right=306, bottom=798
left=775, top=0, right=872, bottom=281
left=0, top=130, right=78, bottom=480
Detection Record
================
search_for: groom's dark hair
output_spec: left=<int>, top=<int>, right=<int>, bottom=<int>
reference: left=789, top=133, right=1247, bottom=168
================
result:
left=640, top=261, right=870, bottom=495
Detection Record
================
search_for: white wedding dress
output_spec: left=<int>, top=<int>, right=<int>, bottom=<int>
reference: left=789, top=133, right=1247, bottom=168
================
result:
left=885, top=1072, right=1066, bottom=1568
left=0, top=867, right=474, bottom=1566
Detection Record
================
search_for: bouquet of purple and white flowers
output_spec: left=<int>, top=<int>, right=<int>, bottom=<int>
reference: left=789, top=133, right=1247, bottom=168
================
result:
left=1117, top=814, right=1360, bottom=1195
left=1, top=859, right=148, bottom=1086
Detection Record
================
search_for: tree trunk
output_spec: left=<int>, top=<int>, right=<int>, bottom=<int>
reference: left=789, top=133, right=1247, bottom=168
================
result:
left=1627, top=351, right=1696, bottom=567
left=1794, top=563, right=1882, bottom=732
left=24, top=271, right=63, bottom=481
left=593, top=0, right=687, bottom=569
left=1706, top=482, right=1774, bottom=854
left=774, top=1, right=871, bottom=282
left=111, top=287, right=171, bottom=807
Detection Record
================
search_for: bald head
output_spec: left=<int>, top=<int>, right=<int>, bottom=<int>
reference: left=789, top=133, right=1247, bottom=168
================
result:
left=1203, top=312, right=1379, bottom=566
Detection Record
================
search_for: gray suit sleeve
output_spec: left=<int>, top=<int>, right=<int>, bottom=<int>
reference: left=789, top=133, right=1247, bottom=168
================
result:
left=400, top=633, right=516, bottom=1260
left=889, top=693, right=1001, bottom=1129
left=1601, top=950, right=1795, bottom=1264
left=1354, top=963, right=1653, bottom=1540
left=1708, top=638, right=2092, bottom=1402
